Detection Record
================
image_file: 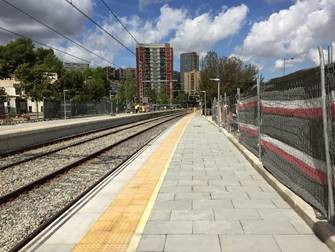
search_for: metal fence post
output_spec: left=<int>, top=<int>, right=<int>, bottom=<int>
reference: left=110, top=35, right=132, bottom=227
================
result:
left=257, top=77, right=262, bottom=159
left=328, top=45, right=333, bottom=64
left=237, top=88, right=240, bottom=133
left=319, top=46, right=335, bottom=223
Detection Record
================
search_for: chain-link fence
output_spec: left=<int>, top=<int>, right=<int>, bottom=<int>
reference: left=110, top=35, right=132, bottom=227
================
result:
left=260, top=66, right=330, bottom=216
left=212, top=60, right=335, bottom=220
left=238, top=85, right=259, bottom=157
left=43, top=100, right=126, bottom=120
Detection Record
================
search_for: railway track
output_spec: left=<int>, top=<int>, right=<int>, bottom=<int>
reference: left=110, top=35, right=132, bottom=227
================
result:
left=0, top=112, right=185, bottom=251
left=0, top=113, right=176, bottom=170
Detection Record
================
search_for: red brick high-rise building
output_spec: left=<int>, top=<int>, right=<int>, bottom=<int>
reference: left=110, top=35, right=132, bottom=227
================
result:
left=136, top=43, right=173, bottom=103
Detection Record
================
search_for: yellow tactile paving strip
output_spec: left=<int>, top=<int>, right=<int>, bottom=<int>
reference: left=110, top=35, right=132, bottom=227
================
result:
left=73, top=113, right=194, bottom=252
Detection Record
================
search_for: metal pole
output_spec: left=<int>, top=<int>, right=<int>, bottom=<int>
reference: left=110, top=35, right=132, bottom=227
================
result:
left=283, top=58, right=286, bottom=76
left=204, top=91, right=207, bottom=117
left=257, top=77, right=262, bottom=159
left=63, top=89, right=66, bottom=120
left=109, top=90, right=112, bottom=115
left=218, top=81, right=221, bottom=129
left=224, top=92, right=227, bottom=129
left=237, top=88, right=240, bottom=133
left=319, top=46, right=334, bottom=223
left=328, top=45, right=333, bottom=64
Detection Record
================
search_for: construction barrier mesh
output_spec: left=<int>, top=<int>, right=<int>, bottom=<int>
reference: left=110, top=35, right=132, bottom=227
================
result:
left=235, top=64, right=335, bottom=217
left=238, top=85, right=259, bottom=157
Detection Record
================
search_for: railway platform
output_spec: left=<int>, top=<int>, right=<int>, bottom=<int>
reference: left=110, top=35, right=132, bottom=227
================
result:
left=24, top=113, right=330, bottom=252
left=0, top=114, right=128, bottom=135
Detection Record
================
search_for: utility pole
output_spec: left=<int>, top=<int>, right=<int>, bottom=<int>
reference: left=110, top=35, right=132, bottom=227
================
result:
left=210, top=78, right=221, bottom=129
left=201, top=91, right=206, bottom=116
left=63, top=89, right=68, bottom=120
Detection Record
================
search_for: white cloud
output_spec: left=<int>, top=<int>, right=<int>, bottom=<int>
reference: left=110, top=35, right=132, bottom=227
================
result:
left=0, top=1, right=248, bottom=68
left=237, top=0, right=335, bottom=70
left=139, top=0, right=172, bottom=9
left=61, top=4, right=248, bottom=66
left=0, top=0, right=92, bottom=41
left=170, top=4, right=248, bottom=55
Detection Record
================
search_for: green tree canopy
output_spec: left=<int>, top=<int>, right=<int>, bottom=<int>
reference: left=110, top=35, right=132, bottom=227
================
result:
left=0, top=38, right=35, bottom=79
left=200, top=51, right=259, bottom=107
left=117, top=77, right=136, bottom=104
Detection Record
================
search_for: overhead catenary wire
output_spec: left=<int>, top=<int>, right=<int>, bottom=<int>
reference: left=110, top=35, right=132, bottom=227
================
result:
left=65, top=0, right=136, bottom=56
left=99, top=0, right=139, bottom=44
left=0, top=0, right=120, bottom=68
left=0, top=26, right=90, bottom=64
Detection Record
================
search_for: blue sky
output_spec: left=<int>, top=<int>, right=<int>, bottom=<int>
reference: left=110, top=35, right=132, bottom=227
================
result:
left=0, top=0, right=335, bottom=80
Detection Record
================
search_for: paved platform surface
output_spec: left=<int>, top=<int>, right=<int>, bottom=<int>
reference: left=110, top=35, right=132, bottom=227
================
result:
left=23, top=114, right=330, bottom=252
left=136, top=115, right=330, bottom=252
left=0, top=113, right=129, bottom=135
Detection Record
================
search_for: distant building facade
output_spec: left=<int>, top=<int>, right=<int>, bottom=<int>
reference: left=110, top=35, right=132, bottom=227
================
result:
left=184, top=70, right=200, bottom=94
left=64, top=62, right=89, bottom=71
left=136, top=43, right=173, bottom=103
left=104, top=67, right=136, bottom=81
left=180, top=52, right=199, bottom=90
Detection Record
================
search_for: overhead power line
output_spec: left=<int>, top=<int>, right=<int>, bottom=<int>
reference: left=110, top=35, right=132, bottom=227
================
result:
left=65, top=0, right=136, bottom=56
left=99, top=0, right=139, bottom=44
left=0, top=26, right=90, bottom=63
left=1, top=0, right=120, bottom=67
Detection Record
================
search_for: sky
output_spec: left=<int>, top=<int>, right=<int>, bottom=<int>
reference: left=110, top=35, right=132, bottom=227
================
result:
left=0, top=0, right=334, bottom=79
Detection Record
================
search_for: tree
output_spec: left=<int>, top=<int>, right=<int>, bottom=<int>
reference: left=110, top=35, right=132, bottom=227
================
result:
left=174, top=92, right=188, bottom=106
left=0, top=38, right=35, bottom=79
left=117, top=77, right=136, bottom=105
left=157, top=88, right=168, bottom=104
left=200, top=51, right=259, bottom=107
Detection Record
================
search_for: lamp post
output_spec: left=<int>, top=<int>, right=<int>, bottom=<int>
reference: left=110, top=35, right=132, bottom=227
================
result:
left=109, top=89, right=115, bottom=116
left=200, top=90, right=206, bottom=116
left=210, top=78, right=221, bottom=128
left=63, top=89, right=68, bottom=120
left=283, top=57, right=295, bottom=75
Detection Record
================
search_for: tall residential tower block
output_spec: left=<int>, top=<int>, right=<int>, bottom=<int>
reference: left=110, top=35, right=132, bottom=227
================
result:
left=180, top=52, right=199, bottom=90
left=136, top=43, right=173, bottom=103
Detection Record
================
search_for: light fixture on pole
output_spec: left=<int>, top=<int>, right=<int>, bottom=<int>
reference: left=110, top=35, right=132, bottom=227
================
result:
left=210, top=78, right=221, bottom=128
left=200, top=90, right=207, bottom=116
left=63, top=89, right=68, bottom=120
left=283, top=57, right=295, bottom=75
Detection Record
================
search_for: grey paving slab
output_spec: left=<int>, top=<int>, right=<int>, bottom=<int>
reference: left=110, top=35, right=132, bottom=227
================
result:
left=214, top=208, right=261, bottom=220
left=232, top=199, right=277, bottom=209
left=274, top=235, right=330, bottom=252
left=175, top=192, right=211, bottom=200
left=136, top=115, right=329, bottom=251
left=153, top=200, right=192, bottom=210
left=171, top=209, right=214, bottom=221
left=193, top=220, right=243, bottom=234
left=136, top=235, right=166, bottom=252
left=143, top=221, right=192, bottom=235
left=193, top=199, right=233, bottom=209
left=241, top=219, right=298, bottom=234
left=155, top=193, right=175, bottom=201
left=193, top=185, right=227, bottom=193
left=149, top=209, right=171, bottom=221
left=165, top=235, right=221, bottom=252
left=219, top=235, right=281, bottom=252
